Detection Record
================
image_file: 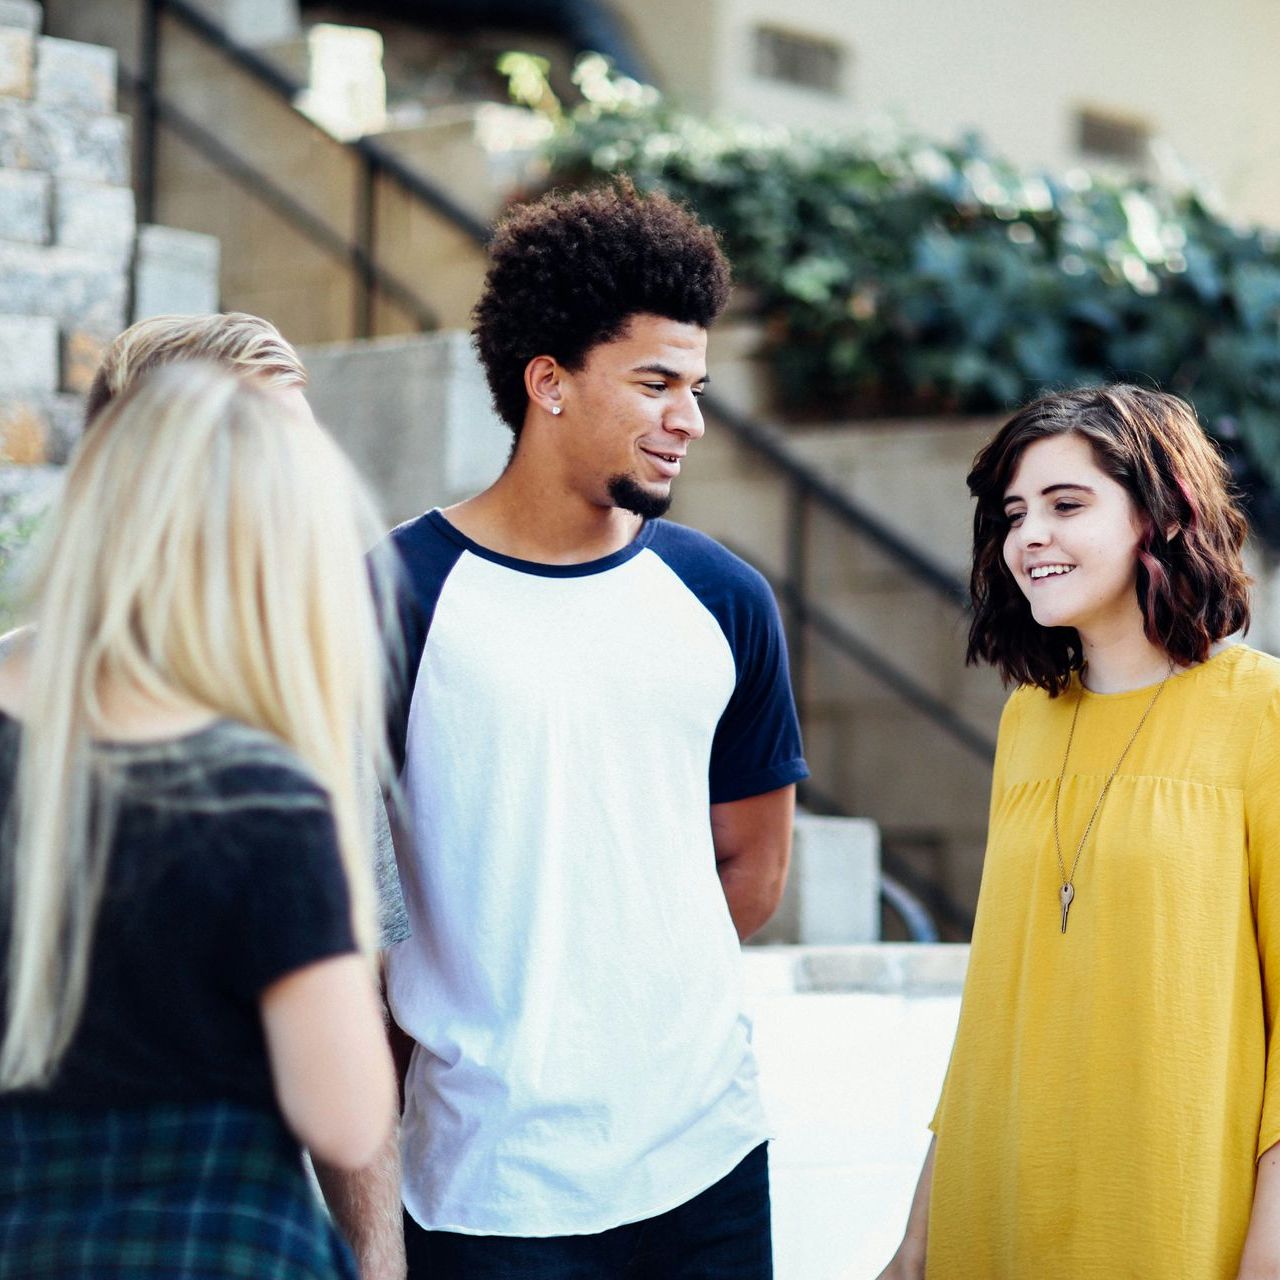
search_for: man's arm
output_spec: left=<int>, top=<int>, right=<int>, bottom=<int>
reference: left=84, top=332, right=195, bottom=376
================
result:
left=312, top=968, right=408, bottom=1280
left=312, top=1129, right=405, bottom=1280
left=710, top=783, right=796, bottom=940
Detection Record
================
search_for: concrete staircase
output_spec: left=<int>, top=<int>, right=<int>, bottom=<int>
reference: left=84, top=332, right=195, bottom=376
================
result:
left=23, top=0, right=1078, bottom=927
left=41, top=0, right=498, bottom=345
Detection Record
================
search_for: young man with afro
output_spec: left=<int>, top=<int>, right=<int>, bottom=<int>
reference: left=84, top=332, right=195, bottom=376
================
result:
left=384, top=181, right=808, bottom=1278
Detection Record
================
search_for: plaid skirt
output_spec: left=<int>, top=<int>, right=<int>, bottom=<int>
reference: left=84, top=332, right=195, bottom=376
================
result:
left=0, top=1099, right=357, bottom=1279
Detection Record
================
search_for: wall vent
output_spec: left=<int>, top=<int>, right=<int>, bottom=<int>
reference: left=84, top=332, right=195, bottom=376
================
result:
left=1077, top=109, right=1151, bottom=164
left=752, top=25, right=845, bottom=94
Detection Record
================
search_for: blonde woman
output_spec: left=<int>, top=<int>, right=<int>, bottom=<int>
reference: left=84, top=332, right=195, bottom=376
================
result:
left=0, top=364, right=397, bottom=1278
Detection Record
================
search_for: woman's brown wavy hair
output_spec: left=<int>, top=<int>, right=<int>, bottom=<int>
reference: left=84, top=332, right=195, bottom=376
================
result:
left=966, top=384, right=1251, bottom=695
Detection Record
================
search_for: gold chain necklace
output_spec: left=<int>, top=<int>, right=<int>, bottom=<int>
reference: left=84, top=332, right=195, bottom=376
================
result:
left=1051, top=665, right=1174, bottom=933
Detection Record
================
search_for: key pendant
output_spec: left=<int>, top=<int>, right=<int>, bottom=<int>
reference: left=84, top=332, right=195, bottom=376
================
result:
left=1059, top=882, right=1075, bottom=934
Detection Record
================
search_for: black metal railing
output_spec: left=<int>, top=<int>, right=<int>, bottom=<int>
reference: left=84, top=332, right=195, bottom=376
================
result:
left=708, top=407, right=996, bottom=768
left=133, top=0, right=490, bottom=337
left=796, top=779, right=974, bottom=940
left=121, top=64, right=440, bottom=331
left=724, top=550, right=980, bottom=939
left=118, top=0, right=999, bottom=938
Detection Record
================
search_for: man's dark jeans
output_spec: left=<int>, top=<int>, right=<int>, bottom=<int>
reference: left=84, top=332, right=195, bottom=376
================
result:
left=403, top=1142, right=773, bottom=1279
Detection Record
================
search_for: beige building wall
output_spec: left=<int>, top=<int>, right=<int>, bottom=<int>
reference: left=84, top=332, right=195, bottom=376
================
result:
left=613, top=0, right=1280, bottom=227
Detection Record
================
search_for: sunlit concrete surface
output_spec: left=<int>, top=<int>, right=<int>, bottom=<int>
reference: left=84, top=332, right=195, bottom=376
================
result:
left=743, top=945, right=967, bottom=1280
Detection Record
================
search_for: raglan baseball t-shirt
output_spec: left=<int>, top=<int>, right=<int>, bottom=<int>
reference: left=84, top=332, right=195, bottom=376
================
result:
left=385, top=510, right=808, bottom=1237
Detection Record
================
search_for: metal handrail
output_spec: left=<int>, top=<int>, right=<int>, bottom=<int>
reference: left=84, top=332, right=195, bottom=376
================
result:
left=120, top=67, right=439, bottom=330
left=135, top=0, right=489, bottom=335
left=730, top=541, right=994, bottom=764
left=702, top=394, right=969, bottom=609
left=153, top=0, right=492, bottom=245
left=880, top=876, right=941, bottom=944
left=790, top=585, right=995, bottom=762
left=136, top=0, right=971, bottom=620
left=798, top=778, right=974, bottom=938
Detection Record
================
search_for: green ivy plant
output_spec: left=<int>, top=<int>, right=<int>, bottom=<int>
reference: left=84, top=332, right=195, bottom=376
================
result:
left=528, top=59, right=1280, bottom=538
left=0, top=495, right=43, bottom=633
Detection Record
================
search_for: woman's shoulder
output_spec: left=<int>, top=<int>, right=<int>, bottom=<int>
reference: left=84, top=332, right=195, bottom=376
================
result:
left=1169, top=642, right=1280, bottom=727
left=999, top=681, right=1057, bottom=726
left=1208, top=641, right=1280, bottom=691
left=112, top=720, right=329, bottom=816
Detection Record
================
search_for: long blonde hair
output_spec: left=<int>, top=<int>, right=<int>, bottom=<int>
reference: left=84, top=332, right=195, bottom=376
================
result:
left=1, top=363, right=393, bottom=1088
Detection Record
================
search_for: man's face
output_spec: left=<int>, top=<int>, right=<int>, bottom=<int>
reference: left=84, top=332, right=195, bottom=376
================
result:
left=555, top=314, right=708, bottom=520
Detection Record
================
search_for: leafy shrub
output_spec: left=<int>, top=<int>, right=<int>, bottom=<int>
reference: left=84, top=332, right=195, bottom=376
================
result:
left=0, top=487, right=46, bottom=633
left=537, top=64, right=1280, bottom=538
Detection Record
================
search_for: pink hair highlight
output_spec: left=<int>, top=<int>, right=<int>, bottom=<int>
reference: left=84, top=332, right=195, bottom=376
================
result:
left=1176, top=476, right=1201, bottom=531
left=1137, top=520, right=1168, bottom=636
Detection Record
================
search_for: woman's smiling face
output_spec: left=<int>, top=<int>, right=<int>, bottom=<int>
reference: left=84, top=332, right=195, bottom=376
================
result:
left=1001, top=432, right=1147, bottom=642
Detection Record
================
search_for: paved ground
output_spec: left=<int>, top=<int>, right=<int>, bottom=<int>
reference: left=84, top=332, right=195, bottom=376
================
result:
left=742, top=948, right=964, bottom=1280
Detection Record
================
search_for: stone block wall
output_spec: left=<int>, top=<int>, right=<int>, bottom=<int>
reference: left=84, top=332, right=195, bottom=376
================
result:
left=0, top=0, right=222, bottom=623
left=0, top=0, right=130, bottom=467
left=0, top=2, right=221, bottom=476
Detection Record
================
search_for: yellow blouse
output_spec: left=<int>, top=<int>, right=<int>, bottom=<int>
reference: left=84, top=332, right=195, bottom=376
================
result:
left=928, top=644, right=1280, bottom=1280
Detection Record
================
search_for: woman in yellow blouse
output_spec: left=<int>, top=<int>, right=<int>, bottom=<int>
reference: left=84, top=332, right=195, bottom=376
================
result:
left=877, top=385, right=1280, bottom=1280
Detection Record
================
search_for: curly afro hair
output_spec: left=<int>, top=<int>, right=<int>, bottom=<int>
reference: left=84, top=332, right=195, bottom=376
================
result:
left=472, top=180, right=731, bottom=434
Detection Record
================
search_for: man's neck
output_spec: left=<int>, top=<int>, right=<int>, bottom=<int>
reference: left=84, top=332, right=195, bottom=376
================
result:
left=444, top=466, right=645, bottom=566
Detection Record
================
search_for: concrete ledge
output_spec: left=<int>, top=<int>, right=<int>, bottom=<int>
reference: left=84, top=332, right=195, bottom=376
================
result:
left=0, top=312, right=57, bottom=392
left=186, top=0, right=300, bottom=45
left=0, top=26, right=33, bottom=99
left=54, top=177, right=134, bottom=261
left=36, top=36, right=115, bottom=114
left=0, top=99, right=130, bottom=185
left=745, top=943, right=970, bottom=996
left=0, top=391, right=84, bottom=463
left=301, top=330, right=510, bottom=523
left=0, top=2, right=39, bottom=34
left=0, top=239, right=127, bottom=337
left=0, top=168, right=48, bottom=243
left=132, top=223, right=220, bottom=318
left=753, top=814, right=880, bottom=945
left=61, top=328, right=106, bottom=395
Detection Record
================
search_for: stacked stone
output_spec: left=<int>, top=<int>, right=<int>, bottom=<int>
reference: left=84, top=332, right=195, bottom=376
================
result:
left=0, top=0, right=132, bottom=467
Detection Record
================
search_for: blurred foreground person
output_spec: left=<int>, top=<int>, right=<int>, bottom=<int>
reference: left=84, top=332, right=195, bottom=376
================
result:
left=0, top=365, right=397, bottom=1278
left=878, top=386, right=1280, bottom=1279
left=80, top=310, right=407, bottom=946
left=10, top=309, right=411, bottom=1277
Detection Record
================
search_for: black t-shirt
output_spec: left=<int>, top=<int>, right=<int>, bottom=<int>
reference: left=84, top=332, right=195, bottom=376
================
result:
left=0, top=713, right=357, bottom=1111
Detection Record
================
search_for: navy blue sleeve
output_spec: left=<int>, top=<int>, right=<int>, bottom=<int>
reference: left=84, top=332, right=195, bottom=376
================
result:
left=382, top=511, right=466, bottom=774
left=650, top=523, right=809, bottom=804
